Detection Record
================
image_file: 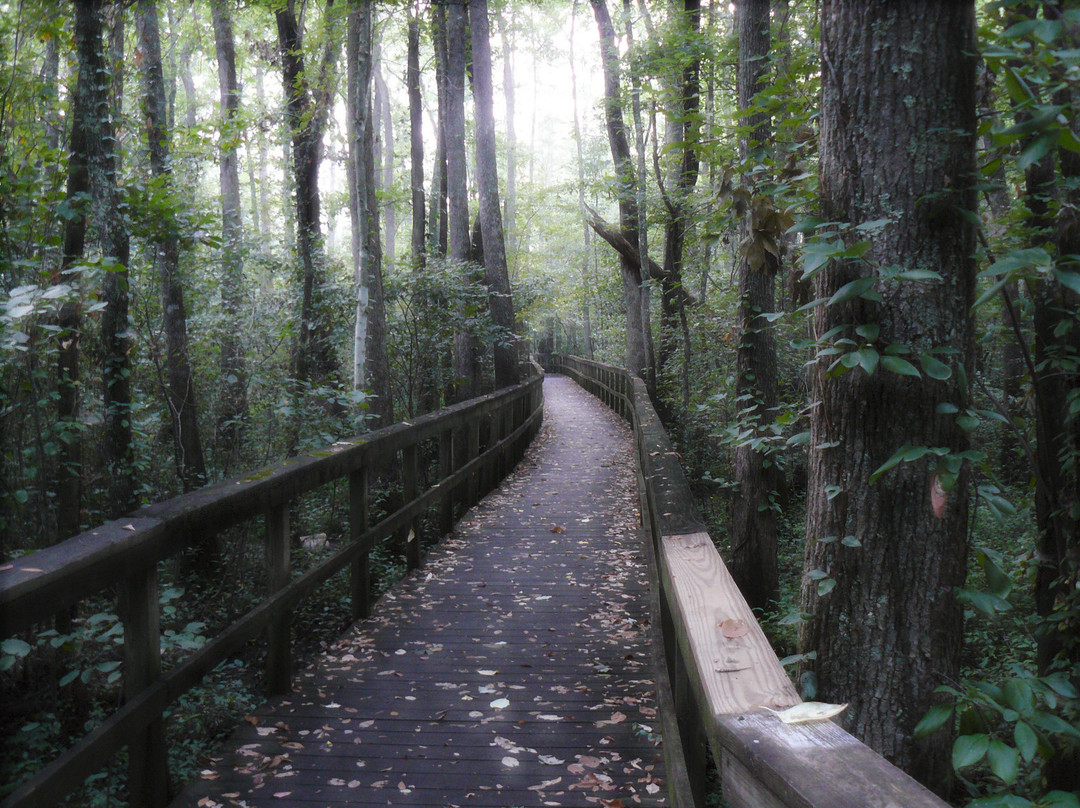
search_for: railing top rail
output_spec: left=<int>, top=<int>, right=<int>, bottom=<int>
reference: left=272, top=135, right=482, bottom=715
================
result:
left=0, top=370, right=542, bottom=637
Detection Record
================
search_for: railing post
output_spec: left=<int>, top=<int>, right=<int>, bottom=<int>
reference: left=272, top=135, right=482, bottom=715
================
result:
left=439, top=429, right=454, bottom=535
left=120, top=566, right=169, bottom=808
left=403, top=443, right=421, bottom=569
left=265, top=504, right=291, bottom=694
left=349, top=466, right=370, bottom=620
left=466, top=421, right=480, bottom=506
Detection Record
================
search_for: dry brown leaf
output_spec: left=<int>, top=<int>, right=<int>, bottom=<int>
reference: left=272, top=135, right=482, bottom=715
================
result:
left=719, top=618, right=750, bottom=638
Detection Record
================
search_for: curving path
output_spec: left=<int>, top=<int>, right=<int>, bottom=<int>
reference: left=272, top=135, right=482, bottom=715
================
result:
left=174, top=375, right=666, bottom=807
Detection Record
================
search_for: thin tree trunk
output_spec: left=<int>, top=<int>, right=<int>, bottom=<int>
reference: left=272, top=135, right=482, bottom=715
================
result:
left=210, top=0, right=249, bottom=461
left=408, top=13, right=426, bottom=270
left=347, top=5, right=373, bottom=396
left=569, top=0, right=594, bottom=360
left=623, top=0, right=656, bottom=395
left=590, top=0, right=646, bottom=378
left=446, top=0, right=479, bottom=399
left=255, top=65, right=272, bottom=243
left=499, top=8, right=517, bottom=260
left=276, top=0, right=340, bottom=421
left=364, top=66, right=392, bottom=424
left=729, top=0, right=780, bottom=611
left=375, top=54, right=395, bottom=273
left=470, top=0, right=519, bottom=388
left=800, top=1, right=976, bottom=790
left=137, top=0, right=208, bottom=491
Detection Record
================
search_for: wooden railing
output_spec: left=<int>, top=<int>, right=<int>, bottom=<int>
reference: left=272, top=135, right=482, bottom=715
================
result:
left=0, top=366, right=544, bottom=808
left=543, top=354, right=949, bottom=808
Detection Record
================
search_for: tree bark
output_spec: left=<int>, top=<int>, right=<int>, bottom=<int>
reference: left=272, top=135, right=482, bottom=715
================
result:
left=658, top=0, right=701, bottom=411
left=800, top=2, right=976, bottom=791
left=469, top=0, right=519, bottom=388
left=276, top=0, right=341, bottom=431
left=623, top=0, right=657, bottom=396
left=499, top=8, right=518, bottom=260
left=374, top=54, right=395, bottom=273
left=446, top=0, right=480, bottom=400
left=137, top=0, right=208, bottom=492
left=408, top=12, right=426, bottom=270
left=729, top=0, right=780, bottom=612
left=75, top=0, right=137, bottom=517
left=590, top=0, right=646, bottom=380
left=569, top=2, right=594, bottom=360
left=209, top=0, right=249, bottom=462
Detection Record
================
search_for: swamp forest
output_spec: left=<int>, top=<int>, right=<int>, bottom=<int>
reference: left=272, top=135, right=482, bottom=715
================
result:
left=1, top=0, right=1079, bottom=806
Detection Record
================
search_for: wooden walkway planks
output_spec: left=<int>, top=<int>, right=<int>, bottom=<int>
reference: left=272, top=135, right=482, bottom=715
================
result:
left=173, top=376, right=666, bottom=807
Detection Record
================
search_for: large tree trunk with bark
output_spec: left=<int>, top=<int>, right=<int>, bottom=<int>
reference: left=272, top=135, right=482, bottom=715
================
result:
left=76, top=0, right=137, bottom=517
left=408, top=13, right=426, bottom=271
left=729, top=0, right=780, bottom=612
left=469, top=0, right=519, bottom=388
left=799, top=2, right=976, bottom=792
left=569, top=6, right=594, bottom=360
left=210, top=0, right=249, bottom=463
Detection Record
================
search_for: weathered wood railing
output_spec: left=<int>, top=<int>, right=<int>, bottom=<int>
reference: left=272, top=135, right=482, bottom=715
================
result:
left=543, top=354, right=948, bottom=808
left=0, top=366, right=544, bottom=808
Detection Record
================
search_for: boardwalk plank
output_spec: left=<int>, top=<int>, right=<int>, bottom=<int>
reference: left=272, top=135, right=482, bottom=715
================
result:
left=172, top=377, right=665, bottom=807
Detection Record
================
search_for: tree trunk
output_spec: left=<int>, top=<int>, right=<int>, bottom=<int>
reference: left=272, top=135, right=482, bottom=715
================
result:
left=622, top=0, right=657, bottom=396
left=446, top=0, right=480, bottom=400
left=210, top=0, right=249, bottom=463
left=363, top=73, right=392, bottom=424
left=659, top=0, right=701, bottom=411
left=590, top=0, right=646, bottom=379
left=569, top=4, right=594, bottom=360
left=800, top=2, right=976, bottom=791
left=276, top=0, right=340, bottom=417
left=74, top=0, right=137, bottom=517
left=499, top=8, right=517, bottom=261
left=469, top=0, right=519, bottom=389
left=347, top=4, right=373, bottom=397
left=729, top=0, right=780, bottom=611
left=375, top=54, right=395, bottom=273
left=408, top=13, right=426, bottom=270
left=137, top=0, right=208, bottom=492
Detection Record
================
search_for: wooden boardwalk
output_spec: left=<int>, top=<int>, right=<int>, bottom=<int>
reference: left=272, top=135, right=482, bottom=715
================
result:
left=174, top=376, right=667, bottom=807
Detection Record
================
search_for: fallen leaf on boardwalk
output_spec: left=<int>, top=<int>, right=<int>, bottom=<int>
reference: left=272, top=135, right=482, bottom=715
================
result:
left=577, top=755, right=602, bottom=768
left=765, top=701, right=847, bottom=723
left=537, top=714, right=561, bottom=721
left=370, top=780, right=388, bottom=788
left=646, top=783, right=660, bottom=794
left=272, top=793, right=291, bottom=799
left=502, top=756, right=520, bottom=768
left=719, top=618, right=750, bottom=638
left=477, top=669, right=497, bottom=676
left=529, top=777, right=563, bottom=791
left=490, top=698, right=510, bottom=709
left=348, top=780, right=360, bottom=788
left=199, top=770, right=219, bottom=780
left=601, top=800, right=626, bottom=807
left=550, top=525, right=565, bottom=533
left=567, top=763, right=586, bottom=775
left=538, top=754, right=564, bottom=765
left=243, top=715, right=259, bottom=725
left=398, top=781, right=411, bottom=793
left=596, top=711, right=627, bottom=727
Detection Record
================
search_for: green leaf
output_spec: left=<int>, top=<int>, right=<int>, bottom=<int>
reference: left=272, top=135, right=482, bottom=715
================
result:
left=953, top=733, right=990, bottom=769
left=841, top=534, right=861, bottom=548
left=1053, top=269, right=1080, bottom=294
left=827, top=277, right=878, bottom=307
left=957, top=588, right=1013, bottom=617
left=59, top=670, right=79, bottom=687
left=806, top=568, right=830, bottom=581
left=858, top=348, right=879, bottom=376
left=920, top=354, right=952, bottom=380
left=977, top=546, right=1013, bottom=597
left=855, top=323, right=880, bottom=341
left=1017, top=132, right=1056, bottom=172
left=1, top=638, right=31, bottom=657
left=881, top=356, right=921, bottom=377
left=817, top=577, right=836, bottom=596
left=895, top=269, right=943, bottom=281
left=1014, top=721, right=1038, bottom=763
left=913, top=704, right=953, bottom=738
left=937, top=402, right=960, bottom=414
left=987, top=740, right=1020, bottom=785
